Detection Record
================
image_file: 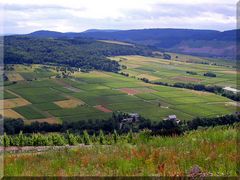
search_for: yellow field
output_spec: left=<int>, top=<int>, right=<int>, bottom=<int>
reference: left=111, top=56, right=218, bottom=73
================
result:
left=0, top=98, right=31, bottom=109
left=137, top=74, right=160, bottom=81
left=3, top=109, right=25, bottom=119
left=73, top=70, right=112, bottom=78
left=225, top=102, right=240, bottom=107
left=219, top=70, right=239, bottom=75
left=24, top=117, right=60, bottom=125
left=6, top=72, right=24, bottom=81
left=98, top=40, right=134, bottom=46
left=54, top=99, right=85, bottom=108
left=182, top=89, right=213, bottom=96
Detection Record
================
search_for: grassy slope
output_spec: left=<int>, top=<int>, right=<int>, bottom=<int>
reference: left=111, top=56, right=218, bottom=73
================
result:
left=4, top=125, right=239, bottom=176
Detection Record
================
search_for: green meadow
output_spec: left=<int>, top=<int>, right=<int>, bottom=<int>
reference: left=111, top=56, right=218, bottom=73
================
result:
left=110, top=55, right=238, bottom=88
left=3, top=63, right=237, bottom=123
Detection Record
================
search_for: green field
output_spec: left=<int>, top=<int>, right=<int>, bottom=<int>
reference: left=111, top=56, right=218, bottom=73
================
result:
left=110, top=55, right=238, bottom=88
left=3, top=63, right=237, bottom=123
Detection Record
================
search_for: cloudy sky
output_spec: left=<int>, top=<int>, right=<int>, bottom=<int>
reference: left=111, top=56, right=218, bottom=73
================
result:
left=0, top=0, right=238, bottom=34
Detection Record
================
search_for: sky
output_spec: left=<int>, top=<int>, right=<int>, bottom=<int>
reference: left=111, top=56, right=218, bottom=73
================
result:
left=0, top=0, right=238, bottom=34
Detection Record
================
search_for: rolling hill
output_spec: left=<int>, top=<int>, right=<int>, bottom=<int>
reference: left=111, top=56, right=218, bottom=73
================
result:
left=4, top=36, right=152, bottom=72
left=25, top=28, right=238, bottom=60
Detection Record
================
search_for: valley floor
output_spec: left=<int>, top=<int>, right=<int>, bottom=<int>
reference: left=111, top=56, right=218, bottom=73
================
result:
left=2, top=63, right=237, bottom=124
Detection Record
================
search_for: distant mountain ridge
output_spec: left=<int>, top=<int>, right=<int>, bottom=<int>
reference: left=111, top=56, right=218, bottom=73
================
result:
left=25, top=28, right=238, bottom=60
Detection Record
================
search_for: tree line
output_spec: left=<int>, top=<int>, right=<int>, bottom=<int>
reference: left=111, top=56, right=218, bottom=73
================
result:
left=4, top=113, right=240, bottom=137
left=2, top=113, right=240, bottom=147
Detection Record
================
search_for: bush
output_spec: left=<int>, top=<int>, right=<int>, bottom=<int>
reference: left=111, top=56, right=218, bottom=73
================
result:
left=186, top=71, right=197, bottom=75
left=4, top=133, right=10, bottom=147
left=204, top=72, right=216, bottom=77
left=163, top=53, right=171, bottom=60
left=99, top=130, right=105, bottom=145
left=51, top=134, right=65, bottom=146
left=66, top=131, right=77, bottom=145
left=83, top=130, right=91, bottom=145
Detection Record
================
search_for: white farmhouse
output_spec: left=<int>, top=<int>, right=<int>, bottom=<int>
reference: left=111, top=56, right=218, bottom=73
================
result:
left=223, top=87, right=240, bottom=94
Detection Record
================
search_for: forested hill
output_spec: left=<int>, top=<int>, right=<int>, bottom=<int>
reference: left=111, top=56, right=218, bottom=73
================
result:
left=27, top=29, right=238, bottom=60
left=4, top=36, right=152, bottom=72
left=80, top=29, right=237, bottom=60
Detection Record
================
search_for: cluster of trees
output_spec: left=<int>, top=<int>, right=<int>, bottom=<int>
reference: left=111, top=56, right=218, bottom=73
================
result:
left=187, top=114, right=240, bottom=130
left=163, top=53, right=171, bottom=60
left=4, top=36, right=153, bottom=72
left=4, top=113, right=240, bottom=138
left=186, top=71, right=198, bottom=75
left=4, top=115, right=240, bottom=146
left=204, top=72, right=217, bottom=77
left=4, top=113, right=147, bottom=134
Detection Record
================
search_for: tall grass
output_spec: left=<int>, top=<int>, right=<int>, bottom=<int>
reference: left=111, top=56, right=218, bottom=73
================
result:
left=4, top=125, right=239, bottom=176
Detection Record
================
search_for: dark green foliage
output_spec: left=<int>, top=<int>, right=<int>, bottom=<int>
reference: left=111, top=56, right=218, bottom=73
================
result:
left=163, top=53, right=171, bottom=60
left=4, top=113, right=240, bottom=141
left=204, top=72, right=217, bottom=77
left=139, top=77, right=149, bottom=83
left=66, top=130, right=77, bottom=145
left=186, top=71, right=198, bottom=75
left=51, top=134, right=66, bottom=146
left=99, top=130, right=105, bottom=145
left=187, top=114, right=240, bottom=130
left=4, top=36, right=152, bottom=72
left=79, top=29, right=236, bottom=59
left=83, top=130, right=91, bottom=145
left=4, top=119, right=24, bottom=134
left=4, top=133, right=10, bottom=147
left=18, top=131, right=25, bottom=146
left=3, top=114, right=240, bottom=147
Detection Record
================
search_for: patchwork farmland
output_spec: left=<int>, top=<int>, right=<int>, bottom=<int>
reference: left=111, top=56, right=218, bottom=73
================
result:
left=110, top=55, right=238, bottom=88
left=2, top=63, right=237, bottom=124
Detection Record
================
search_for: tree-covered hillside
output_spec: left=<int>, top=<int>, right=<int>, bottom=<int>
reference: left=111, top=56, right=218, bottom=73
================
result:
left=24, top=28, right=238, bottom=60
left=4, top=36, right=152, bottom=72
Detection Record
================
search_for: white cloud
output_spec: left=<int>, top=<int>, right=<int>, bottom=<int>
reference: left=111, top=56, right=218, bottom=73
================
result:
left=0, top=0, right=238, bottom=34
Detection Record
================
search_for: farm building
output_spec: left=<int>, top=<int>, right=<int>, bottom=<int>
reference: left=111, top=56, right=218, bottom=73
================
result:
left=164, top=115, right=180, bottom=124
left=120, top=113, right=140, bottom=129
left=223, top=87, right=240, bottom=94
left=122, top=113, right=139, bottom=123
left=129, top=113, right=139, bottom=120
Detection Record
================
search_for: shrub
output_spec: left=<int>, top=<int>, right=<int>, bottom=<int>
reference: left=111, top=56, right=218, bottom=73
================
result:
left=163, top=53, right=171, bottom=60
left=66, top=131, right=77, bottom=145
left=4, top=133, right=10, bottom=147
left=51, top=134, right=65, bottom=146
left=99, top=130, right=105, bottom=145
left=204, top=72, right=216, bottom=77
left=83, top=130, right=91, bottom=145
